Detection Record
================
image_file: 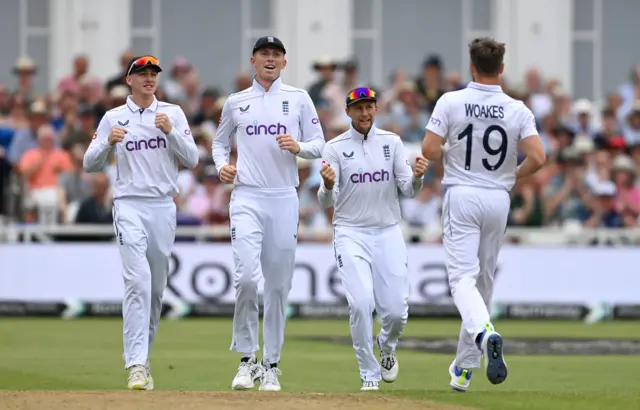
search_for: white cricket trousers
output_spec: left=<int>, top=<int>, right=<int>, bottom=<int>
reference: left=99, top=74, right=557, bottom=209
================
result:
left=333, top=224, right=409, bottom=382
left=442, top=185, right=510, bottom=369
left=229, top=186, right=299, bottom=365
left=112, top=197, right=176, bottom=369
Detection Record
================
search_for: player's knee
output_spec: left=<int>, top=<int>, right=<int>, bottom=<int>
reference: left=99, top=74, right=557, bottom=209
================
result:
left=349, top=296, right=375, bottom=319
left=379, top=304, right=408, bottom=327
left=235, top=269, right=259, bottom=292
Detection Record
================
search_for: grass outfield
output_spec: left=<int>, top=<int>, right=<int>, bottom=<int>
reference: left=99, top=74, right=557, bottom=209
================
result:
left=0, top=318, right=639, bottom=409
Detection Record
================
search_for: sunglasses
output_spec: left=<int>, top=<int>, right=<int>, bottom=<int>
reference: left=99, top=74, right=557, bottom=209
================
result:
left=128, top=56, right=160, bottom=75
left=347, top=87, right=376, bottom=103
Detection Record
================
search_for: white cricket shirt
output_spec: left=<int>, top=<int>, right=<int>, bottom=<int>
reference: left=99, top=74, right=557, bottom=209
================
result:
left=212, top=77, right=325, bottom=189
left=83, top=96, right=199, bottom=199
left=426, top=82, right=539, bottom=191
left=317, top=125, right=423, bottom=228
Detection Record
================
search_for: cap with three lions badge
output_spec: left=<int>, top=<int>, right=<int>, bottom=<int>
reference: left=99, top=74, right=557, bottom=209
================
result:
left=252, top=36, right=286, bottom=54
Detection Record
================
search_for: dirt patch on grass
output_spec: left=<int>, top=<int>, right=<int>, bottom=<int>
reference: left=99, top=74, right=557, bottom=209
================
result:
left=0, top=391, right=474, bottom=410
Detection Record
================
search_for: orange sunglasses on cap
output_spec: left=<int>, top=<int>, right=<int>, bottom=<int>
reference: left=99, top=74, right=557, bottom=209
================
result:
left=127, top=56, right=162, bottom=76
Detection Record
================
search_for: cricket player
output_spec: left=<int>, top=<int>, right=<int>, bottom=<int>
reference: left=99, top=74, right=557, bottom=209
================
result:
left=83, top=55, right=199, bottom=390
left=318, top=87, right=428, bottom=391
left=422, top=38, right=546, bottom=392
left=212, top=36, right=325, bottom=392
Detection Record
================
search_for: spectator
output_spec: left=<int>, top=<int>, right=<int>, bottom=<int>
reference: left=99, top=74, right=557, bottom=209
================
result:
left=57, top=143, right=92, bottom=224
left=163, top=57, right=191, bottom=103
left=75, top=172, right=112, bottom=225
left=12, top=57, right=37, bottom=103
left=183, top=165, right=229, bottom=225
left=414, top=54, right=444, bottom=114
left=105, top=50, right=134, bottom=92
left=8, top=100, right=54, bottom=166
left=18, top=124, right=73, bottom=224
left=584, top=180, right=626, bottom=228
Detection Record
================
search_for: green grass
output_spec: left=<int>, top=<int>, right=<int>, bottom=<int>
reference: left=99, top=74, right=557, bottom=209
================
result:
left=0, top=318, right=639, bottom=409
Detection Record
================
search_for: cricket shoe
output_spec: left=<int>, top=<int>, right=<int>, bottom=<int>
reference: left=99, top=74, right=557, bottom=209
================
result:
left=259, top=365, right=282, bottom=391
left=231, top=356, right=264, bottom=390
left=127, top=364, right=153, bottom=390
left=361, top=380, right=380, bottom=391
left=448, top=360, right=472, bottom=392
left=377, top=334, right=399, bottom=383
left=478, top=327, right=508, bottom=385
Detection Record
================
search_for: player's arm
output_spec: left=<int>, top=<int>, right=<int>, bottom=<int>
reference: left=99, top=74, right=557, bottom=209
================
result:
left=296, top=91, right=325, bottom=159
left=516, top=107, right=546, bottom=181
left=317, top=144, right=340, bottom=208
left=83, top=115, right=114, bottom=172
left=212, top=99, right=235, bottom=173
left=422, top=96, right=450, bottom=161
left=165, top=107, right=199, bottom=169
left=393, top=137, right=424, bottom=198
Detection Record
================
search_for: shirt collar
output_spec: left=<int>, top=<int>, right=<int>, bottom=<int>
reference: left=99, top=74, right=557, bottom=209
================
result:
left=126, top=95, right=159, bottom=112
left=467, top=81, right=503, bottom=93
left=252, top=76, right=282, bottom=93
left=350, top=124, right=377, bottom=141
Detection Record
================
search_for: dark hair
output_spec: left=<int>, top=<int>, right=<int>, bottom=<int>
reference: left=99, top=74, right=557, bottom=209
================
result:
left=469, top=37, right=506, bottom=76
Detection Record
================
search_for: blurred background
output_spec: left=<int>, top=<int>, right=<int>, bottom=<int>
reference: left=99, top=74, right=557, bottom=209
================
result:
left=1, top=0, right=640, bottom=319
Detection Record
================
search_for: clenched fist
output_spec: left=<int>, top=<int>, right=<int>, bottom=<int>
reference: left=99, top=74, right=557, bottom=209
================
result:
left=276, top=134, right=300, bottom=154
left=155, top=113, right=173, bottom=134
left=219, top=165, right=237, bottom=184
left=320, top=161, right=336, bottom=190
left=108, top=126, right=127, bottom=145
left=413, top=157, right=429, bottom=178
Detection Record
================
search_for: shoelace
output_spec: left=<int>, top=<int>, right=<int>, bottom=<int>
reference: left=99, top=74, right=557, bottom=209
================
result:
left=380, top=354, right=396, bottom=370
left=236, top=361, right=254, bottom=376
left=128, top=365, right=147, bottom=382
left=263, top=367, right=282, bottom=384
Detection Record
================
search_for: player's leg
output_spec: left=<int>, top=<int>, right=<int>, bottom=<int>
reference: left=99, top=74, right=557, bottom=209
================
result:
left=259, top=195, right=299, bottom=392
left=443, top=187, right=489, bottom=336
left=334, top=227, right=380, bottom=391
left=113, top=199, right=153, bottom=390
left=145, top=200, right=177, bottom=389
left=443, top=187, right=491, bottom=391
left=371, top=225, right=409, bottom=384
left=475, top=190, right=511, bottom=385
left=229, top=193, right=264, bottom=390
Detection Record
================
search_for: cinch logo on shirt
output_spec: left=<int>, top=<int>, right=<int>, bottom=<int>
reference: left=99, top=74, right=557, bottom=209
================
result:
left=246, top=121, right=287, bottom=136
left=349, top=168, right=390, bottom=184
left=125, top=136, right=167, bottom=151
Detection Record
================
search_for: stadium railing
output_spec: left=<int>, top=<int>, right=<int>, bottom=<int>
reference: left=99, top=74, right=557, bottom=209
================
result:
left=0, top=223, right=639, bottom=245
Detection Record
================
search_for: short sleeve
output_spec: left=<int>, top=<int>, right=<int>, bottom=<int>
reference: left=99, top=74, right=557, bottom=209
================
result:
left=425, top=95, right=449, bottom=138
left=519, top=106, right=539, bottom=139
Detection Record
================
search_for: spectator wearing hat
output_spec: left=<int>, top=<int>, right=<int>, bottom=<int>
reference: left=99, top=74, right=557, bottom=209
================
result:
left=572, top=99, right=597, bottom=138
left=584, top=180, right=626, bottom=228
left=384, top=80, right=429, bottom=143
left=108, top=85, right=129, bottom=109
left=13, top=57, right=37, bottom=102
left=543, top=146, right=591, bottom=226
left=610, top=155, right=640, bottom=221
left=60, top=103, right=97, bottom=151
left=7, top=100, right=56, bottom=167
left=308, top=55, right=338, bottom=104
left=164, top=57, right=192, bottom=102
left=415, top=54, right=445, bottom=113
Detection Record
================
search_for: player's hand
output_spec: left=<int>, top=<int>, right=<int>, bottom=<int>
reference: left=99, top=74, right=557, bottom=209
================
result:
left=219, top=165, right=237, bottom=184
left=108, top=126, right=127, bottom=145
left=276, top=134, right=300, bottom=154
left=413, top=157, right=428, bottom=177
left=320, top=161, right=336, bottom=190
left=155, top=113, right=173, bottom=134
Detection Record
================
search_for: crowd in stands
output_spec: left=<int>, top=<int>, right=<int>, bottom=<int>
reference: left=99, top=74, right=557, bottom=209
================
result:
left=1, top=50, right=640, bottom=243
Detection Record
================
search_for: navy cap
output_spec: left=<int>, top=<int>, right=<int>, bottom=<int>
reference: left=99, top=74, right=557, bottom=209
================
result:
left=252, top=36, right=286, bottom=54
